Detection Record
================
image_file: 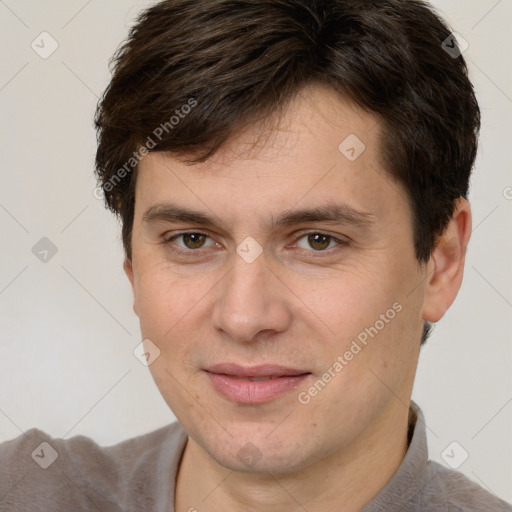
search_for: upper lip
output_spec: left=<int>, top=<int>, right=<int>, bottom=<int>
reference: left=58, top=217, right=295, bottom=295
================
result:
left=205, top=363, right=310, bottom=378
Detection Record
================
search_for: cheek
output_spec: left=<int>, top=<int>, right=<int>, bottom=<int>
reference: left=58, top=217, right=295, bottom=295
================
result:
left=135, top=269, right=209, bottom=414
left=304, top=261, right=420, bottom=382
left=133, top=265, right=217, bottom=373
left=301, top=266, right=391, bottom=338
left=134, top=262, right=198, bottom=333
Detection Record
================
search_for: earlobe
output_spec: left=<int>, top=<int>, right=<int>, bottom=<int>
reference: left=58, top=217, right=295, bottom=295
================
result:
left=421, top=198, right=472, bottom=323
left=123, top=258, right=138, bottom=316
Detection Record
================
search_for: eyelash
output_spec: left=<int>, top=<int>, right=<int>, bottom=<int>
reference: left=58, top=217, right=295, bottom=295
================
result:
left=161, top=230, right=349, bottom=257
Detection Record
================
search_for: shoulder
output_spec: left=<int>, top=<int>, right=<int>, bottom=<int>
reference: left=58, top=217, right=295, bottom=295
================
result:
left=0, top=423, right=187, bottom=512
left=425, top=460, right=512, bottom=512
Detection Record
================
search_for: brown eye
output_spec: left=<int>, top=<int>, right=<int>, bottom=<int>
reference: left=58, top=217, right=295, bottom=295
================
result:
left=164, top=232, right=216, bottom=254
left=294, top=232, right=347, bottom=254
left=181, top=233, right=207, bottom=249
left=307, top=233, right=331, bottom=251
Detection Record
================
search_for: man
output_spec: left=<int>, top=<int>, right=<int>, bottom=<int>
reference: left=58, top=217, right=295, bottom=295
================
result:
left=1, top=0, right=510, bottom=511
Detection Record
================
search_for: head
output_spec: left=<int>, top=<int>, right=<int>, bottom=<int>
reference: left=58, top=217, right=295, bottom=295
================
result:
left=94, top=0, right=479, bottom=474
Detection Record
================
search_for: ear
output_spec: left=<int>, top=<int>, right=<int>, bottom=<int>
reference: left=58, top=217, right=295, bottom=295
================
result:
left=123, top=258, right=138, bottom=317
left=421, top=197, right=472, bottom=323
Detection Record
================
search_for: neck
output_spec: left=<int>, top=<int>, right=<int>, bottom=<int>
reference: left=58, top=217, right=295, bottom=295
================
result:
left=174, top=402, right=410, bottom=512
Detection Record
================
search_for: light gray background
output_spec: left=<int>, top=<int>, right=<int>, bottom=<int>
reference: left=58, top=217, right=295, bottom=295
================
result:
left=0, top=0, right=511, bottom=503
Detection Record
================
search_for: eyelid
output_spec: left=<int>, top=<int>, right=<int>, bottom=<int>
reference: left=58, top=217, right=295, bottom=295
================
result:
left=292, top=229, right=351, bottom=243
left=289, top=230, right=350, bottom=253
left=163, top=229, right=212, bottom=242
left=160, top=230, right=216, bottom=254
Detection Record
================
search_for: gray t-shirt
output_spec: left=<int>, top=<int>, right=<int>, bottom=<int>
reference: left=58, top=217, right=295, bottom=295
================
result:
left=1, top=402, right=510, bottom=511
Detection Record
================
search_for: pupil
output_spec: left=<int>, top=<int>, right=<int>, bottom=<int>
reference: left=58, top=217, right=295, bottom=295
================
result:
left=308, top=234, right=330, bottom=250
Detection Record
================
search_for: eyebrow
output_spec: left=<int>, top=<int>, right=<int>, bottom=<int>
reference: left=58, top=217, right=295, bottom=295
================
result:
left=142, top=202, right=375, bottom=229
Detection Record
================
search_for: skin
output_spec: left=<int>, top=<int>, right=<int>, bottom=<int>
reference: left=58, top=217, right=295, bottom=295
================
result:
left=124, top=83, right=472, bottom=512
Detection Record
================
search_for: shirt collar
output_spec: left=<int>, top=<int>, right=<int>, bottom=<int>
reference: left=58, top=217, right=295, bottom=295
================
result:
left=361, top=400, right=429, bottom=512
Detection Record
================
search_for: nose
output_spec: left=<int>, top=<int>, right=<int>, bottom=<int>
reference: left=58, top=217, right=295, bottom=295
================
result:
left=211, top=249, right=292, bottom=344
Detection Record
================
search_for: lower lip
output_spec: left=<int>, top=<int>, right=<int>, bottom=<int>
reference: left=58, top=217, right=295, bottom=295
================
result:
left=205, top=372, right=311, bottom=404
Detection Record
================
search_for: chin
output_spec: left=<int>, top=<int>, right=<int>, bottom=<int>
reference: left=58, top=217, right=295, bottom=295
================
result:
left=215, top=445, right=310, bottom=475
left=194, top=422, right=317, bottom=474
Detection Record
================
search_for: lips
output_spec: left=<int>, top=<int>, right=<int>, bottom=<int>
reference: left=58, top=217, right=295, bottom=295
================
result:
left=205, top=363, right=310, bottom=378
left=204, top=363, right=311, bottom=404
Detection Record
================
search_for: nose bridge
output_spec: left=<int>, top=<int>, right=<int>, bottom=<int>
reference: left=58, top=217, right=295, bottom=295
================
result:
left=212, top=249, right=290, bottom=342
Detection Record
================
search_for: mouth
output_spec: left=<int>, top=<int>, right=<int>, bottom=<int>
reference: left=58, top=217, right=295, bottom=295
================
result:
left=204, top=363, right=312, bottom=404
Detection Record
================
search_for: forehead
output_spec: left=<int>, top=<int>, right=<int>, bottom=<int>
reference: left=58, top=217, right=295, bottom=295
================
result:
left=134, top=84, right=406, bottom=226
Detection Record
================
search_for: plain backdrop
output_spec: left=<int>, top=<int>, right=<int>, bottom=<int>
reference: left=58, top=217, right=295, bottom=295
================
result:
left=0, top=0, right=511, bottom=503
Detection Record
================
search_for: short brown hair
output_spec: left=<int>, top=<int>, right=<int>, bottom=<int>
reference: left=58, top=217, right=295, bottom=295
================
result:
left=94, top=0, right=480, bottom=343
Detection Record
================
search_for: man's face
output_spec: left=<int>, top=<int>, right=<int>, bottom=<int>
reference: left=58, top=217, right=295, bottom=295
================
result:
left=125, top=84, right=428, bottom=474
